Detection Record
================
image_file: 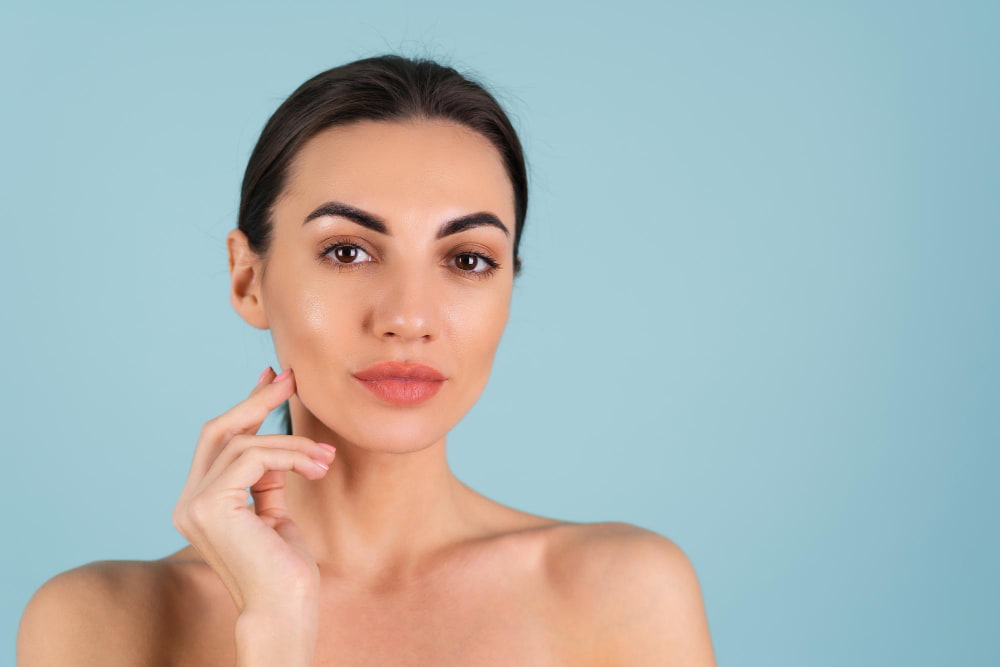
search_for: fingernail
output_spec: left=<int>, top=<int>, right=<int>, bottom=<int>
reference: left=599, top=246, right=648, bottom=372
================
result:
left=271, top=368, right=291, bottom=384
left=318, top=443, right=337, bottom=454
left=256, top=366, right=273, bottom=386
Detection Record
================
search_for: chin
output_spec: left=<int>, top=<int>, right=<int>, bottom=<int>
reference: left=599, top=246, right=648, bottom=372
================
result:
left=295, top=394, right=454, bottom=452
left=333, top=418, right=450, bottom=454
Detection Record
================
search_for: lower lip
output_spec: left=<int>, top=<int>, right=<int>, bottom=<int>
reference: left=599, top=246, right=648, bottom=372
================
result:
left=352, top=376, right=444, bottom=405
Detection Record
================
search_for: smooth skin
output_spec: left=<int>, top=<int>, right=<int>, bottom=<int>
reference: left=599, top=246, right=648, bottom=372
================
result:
left=17, top=118, right=716, bottom=665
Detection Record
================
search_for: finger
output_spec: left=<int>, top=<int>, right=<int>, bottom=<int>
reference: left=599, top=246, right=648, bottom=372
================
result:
left=205, top=445, right=331, bottom=511
left=199, top=433, right=336, bottom=490
left=247, top=364, right=289, bottom=397
left=249, top=443, right=336, bottom=525
left=189, top=368, right=299, bottom=479
left=253, top=365, right=275, bottom=389
left=249, top=468, right=302, bottom=525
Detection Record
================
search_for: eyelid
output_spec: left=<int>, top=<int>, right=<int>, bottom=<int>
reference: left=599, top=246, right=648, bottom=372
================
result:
left=318, top=237, right=501, bottom=279
left=319, top=235, right=500, bottom=259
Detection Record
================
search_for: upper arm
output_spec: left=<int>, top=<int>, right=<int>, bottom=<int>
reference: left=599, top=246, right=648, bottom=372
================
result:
left=561, top=523, right=717, bottom=666
left=17, top=562, right=162, bottom=667
left=612, top=529, right=716, bottom=665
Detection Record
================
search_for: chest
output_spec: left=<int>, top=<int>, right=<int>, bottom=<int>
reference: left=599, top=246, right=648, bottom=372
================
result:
left=310, top=587, right=571, bottom=665
left=164, top=559, right=591, bottom=666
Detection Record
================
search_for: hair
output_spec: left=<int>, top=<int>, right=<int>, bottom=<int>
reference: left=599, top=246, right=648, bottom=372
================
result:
left=236, top=54, right=530, bottom=436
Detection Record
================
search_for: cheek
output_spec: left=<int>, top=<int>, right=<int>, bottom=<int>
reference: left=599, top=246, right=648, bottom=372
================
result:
left=450, top=289, right=510, bottom=368
left=267, top=282, right=354, bottom=372
left=267, top=271, right=510, bottom=380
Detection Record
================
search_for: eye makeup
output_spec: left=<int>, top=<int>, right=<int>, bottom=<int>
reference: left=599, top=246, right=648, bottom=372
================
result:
left=317, top=239, right=502, bottom=280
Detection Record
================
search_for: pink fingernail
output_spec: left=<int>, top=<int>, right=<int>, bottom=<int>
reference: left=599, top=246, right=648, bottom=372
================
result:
left=256, top=366, right=272, bottom=385
left=271, top=368, right=291, bottom=383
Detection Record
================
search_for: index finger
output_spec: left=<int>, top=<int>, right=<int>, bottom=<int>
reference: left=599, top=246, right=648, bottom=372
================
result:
left=188, top=367, right=298, bottom=478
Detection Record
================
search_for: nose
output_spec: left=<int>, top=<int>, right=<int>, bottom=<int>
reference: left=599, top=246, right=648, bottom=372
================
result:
left=371, top=271, right=438, bottom=343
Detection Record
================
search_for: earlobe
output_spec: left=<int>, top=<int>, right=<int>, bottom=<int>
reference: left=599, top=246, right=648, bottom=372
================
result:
left=227, top=229, right=269, bottom=330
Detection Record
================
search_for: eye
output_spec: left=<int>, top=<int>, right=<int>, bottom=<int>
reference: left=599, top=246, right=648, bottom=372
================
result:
left=453, top=252, right=501, bottom=279
left=322, top=242, right=374, bottom=266
left=318, top=241, right=502, bottom=281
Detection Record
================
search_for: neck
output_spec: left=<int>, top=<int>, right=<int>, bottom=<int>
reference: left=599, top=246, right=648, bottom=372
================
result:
left=282, top=396, right=486, bottom=591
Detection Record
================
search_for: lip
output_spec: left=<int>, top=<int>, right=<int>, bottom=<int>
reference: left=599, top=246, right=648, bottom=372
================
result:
left=351, top=361, right=447, bottom=406
left=352, top=361, right=446, bottom=382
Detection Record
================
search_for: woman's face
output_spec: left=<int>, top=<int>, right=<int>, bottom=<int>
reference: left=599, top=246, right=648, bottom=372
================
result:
left=236, top=118, right=516, bottom=451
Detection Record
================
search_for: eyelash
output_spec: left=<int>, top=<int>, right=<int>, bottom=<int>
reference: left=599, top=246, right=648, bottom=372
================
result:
left=318, top=240, right=502, bottom=280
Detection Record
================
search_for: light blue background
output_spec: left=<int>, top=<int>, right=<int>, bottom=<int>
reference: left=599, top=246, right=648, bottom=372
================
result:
left=3, top=1, right=997, bottom=665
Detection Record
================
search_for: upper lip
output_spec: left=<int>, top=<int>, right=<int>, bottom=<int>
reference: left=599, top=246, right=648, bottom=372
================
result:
left=353, top=361, right=447, bottom=381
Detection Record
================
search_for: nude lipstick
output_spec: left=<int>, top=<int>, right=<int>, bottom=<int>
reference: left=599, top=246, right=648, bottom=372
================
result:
left=351, top=361, right=446, bottom=406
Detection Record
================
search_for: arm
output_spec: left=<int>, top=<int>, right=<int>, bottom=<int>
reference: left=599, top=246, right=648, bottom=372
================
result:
left=17, top=563, right=154, bottom=667
left=555, top=522, right=717, bottom=666
left=602, top=527, right=717, bottom=666
left=234, top=604, right=319, bottom=667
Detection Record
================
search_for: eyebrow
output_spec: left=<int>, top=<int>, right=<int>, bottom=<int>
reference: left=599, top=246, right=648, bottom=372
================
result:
left=303, top=200, right=510, bottom=239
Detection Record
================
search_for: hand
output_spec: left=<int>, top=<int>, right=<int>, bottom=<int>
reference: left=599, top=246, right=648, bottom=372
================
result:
left=171, top=367, right=337, bottom=614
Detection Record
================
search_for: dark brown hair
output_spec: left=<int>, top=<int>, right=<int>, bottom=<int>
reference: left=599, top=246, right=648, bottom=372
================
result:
left=236, top=54, right=529, bottom=435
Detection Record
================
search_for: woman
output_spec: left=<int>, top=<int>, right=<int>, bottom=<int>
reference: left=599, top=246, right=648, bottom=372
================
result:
left=18, top=54, right=716, bottom=666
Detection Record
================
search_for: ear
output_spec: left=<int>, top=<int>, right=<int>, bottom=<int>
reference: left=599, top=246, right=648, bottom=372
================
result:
left=227, top=228, right=269, bottom=330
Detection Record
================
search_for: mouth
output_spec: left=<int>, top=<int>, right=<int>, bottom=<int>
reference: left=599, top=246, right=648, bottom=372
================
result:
left=352, top=360, right=447, bottom=382
left=351, top=360, right=447, bottom=406
left=351, top=375, right=445, bottom=406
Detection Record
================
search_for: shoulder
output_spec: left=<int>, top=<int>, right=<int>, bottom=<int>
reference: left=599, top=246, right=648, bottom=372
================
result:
left=544, top=521, right=700, bottom=598
left=17, top=559, right=172, bottom=666
left=546, top=521, right=717, bottom=666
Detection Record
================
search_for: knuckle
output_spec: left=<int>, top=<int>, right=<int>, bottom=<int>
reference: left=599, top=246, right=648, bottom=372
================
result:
left=187, top=497, right=212, bottom=525
left=292, top=435, right=318, bottom=449
left=171, top=508, right=185, bottom=533
left=199, top=418, right=220, bottom=439
left=202, top=416, right=240, bottom=445
left=241, top=445, right=267, bottom=461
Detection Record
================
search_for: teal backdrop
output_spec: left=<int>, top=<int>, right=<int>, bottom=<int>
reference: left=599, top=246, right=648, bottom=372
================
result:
left=3, top=1, right=997, bottom=665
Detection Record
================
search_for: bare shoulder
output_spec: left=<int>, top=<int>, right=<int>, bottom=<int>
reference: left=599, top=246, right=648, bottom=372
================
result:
left=545, top=521, right=717, bottom=666
left=17, top=559, right=172, bottom=667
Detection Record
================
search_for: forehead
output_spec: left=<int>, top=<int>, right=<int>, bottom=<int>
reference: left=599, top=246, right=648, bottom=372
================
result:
left=279, top=118, right=515, bottom=229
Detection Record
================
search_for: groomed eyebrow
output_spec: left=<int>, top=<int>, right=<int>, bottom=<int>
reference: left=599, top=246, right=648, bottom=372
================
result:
left=303, top=200, right=509, bottom=239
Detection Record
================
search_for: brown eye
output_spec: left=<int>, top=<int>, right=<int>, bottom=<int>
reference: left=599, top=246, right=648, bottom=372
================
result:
left=323, top=242, right=373, bottom=264
left=333, top=246, right=358, bottom=262
left=319, top=241, right=500, bottom=280
left=453, top=252, right=501, bottom=279
left=456, top=254, right=478, bottom=271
